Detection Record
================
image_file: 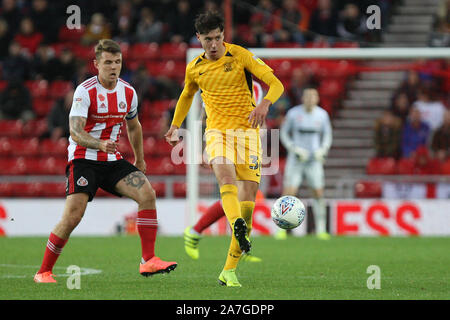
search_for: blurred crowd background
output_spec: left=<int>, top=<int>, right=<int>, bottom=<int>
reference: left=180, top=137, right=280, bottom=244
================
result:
left=0, top=0, right=449, bottom=198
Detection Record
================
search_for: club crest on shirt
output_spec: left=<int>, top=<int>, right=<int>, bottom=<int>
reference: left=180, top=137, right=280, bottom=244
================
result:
left=77, top=176, right=88, bottom=187
left=119, top=101, right=127, bottom=110
left=223, top=62, right=233, bottom=72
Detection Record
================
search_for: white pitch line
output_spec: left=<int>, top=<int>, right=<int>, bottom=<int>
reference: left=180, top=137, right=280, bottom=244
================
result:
left=0, top=264, right=102, bottom=279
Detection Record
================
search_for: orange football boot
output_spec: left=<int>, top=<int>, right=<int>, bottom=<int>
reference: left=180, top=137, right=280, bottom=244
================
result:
left=34, top=271, right=57, bottom=283
left=139, top=256, right=177, bottom=277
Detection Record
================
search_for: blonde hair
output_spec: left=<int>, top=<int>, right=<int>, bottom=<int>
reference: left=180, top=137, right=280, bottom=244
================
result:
left=94, top=39, right=121, bottom=61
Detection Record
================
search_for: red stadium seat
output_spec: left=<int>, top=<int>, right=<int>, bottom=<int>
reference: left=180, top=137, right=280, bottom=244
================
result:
left=146, top=157, right=174, bottom=175
left=0, top=80, right=7, bottom=91
left=173, top=162, right=186, bottom=175
left=49, top=81, right=73, bottom=99
left=0, top=137, right=12, bottom=156
left=8, top=157, right=28, bottom=175
left=160, top=42, right=188, bottom=60
left=25, top=80, right=49, bottom=98
left=441, top=159, right=450, bottom=175
left=10, top=138, right=40, bottom=157
left=354, top=181, right=382, bottom=198
left=0, top=183, right=14, bottom=197
left=150, top=181, right=166, bottom=197
left=129, top=43, right=159, bottom=61
left=154, top=139, right=173, bottom=156
left=58, top=25, right=85, bottom=42
left=117, top=139, right=134, bottom=157
left=173, top=182, right=186, bottom=198
left=72, top=44, right=95, bottom=61
left=319, top=79, right=344, bottom=99
left=32, top=98, right=54, bottom=117
left=396, top=158, right=415, bottom=175
left=22, top=118, right=48, bottom=137
left=143, top=136, right=157, bottom=155
left=333, top=42, right=360, bottom=48
left=0, top=120, right=23, bottom=137
left=140, top=119, right=162, bottom=136
left=366, top=157, right=396, bottom=175
left=39, top=138, right=69, bottom=157
left=40, top=182, right=66, bottom=197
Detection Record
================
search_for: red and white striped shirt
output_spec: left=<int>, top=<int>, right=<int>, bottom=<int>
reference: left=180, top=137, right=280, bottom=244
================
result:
left=68, top=76, right=138, bottom=162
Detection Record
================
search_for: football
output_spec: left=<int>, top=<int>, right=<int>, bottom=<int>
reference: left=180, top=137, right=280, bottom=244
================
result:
left=271, top=196, right=306, bottom=229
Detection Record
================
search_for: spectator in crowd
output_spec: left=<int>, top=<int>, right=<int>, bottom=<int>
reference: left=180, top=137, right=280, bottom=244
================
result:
left=250, top=0, right=277, bottom=36
left=266, top=92, right=291, bottom=129
left=0, top=18, right=12, bottom=59
left=82, top=13, right=111, bottom=45
left=309, top=0, right=338, bottom=40
left=435, top=0, right=450, bottom=33
left=431, top=109, right=450, bottom=161
left=412, top=146, right=440, bottom=175
left=113, top=1, right=136, bottom=43
left=412, top=87, right=446, bottom=131
left=374, top=110, right=401, bottom=158
left=29, top=0, right=57, bottom=43
left=53, top=47, right=77, bottom=81
left=41, top=89, right=73, bottom=141
left=167, top=0, right=196, bottom=44
left=0, top=78, right=34, bottom=122
left=390, top=92, right=411, bottom=124
left=273, top=0, right=305, bottom=45
left=32, top=43, right=56, bottom=81
left=131, top=64, right=160, bottom=105
left=135, top=7, right=163, bottom=43
left=401, top=107, right=431, bottom=158
left=14, top=17, right=43, bottom=55
left=396, top=70, right=421, bottom=103
left=0, top=0, right=21, bottom=36
left=336, top=3, right=367, bottom=40
left=2, top=41, right=31, bottom=81
left=288, top=68, right=314, bottom=105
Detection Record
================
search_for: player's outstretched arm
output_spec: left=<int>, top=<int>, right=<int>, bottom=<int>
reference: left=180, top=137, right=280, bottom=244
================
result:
left=126, top=116, right=146, bottom=173
left=69, top=116, right=116, bottom=153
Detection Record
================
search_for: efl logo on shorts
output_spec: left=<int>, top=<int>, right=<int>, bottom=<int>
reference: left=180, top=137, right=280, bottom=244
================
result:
left=77, top=176, right=89, bottom=187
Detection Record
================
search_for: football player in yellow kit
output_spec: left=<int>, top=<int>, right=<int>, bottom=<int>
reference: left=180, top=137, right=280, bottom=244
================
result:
left=165, top=11, right=284, bottom=287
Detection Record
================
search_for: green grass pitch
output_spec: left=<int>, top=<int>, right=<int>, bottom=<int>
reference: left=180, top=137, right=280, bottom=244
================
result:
left=0, top=235, right=448, bottom=300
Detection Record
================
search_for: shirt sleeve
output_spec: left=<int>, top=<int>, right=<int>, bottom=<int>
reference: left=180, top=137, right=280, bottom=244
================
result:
left=280, top=110, right=295, bottom=151
left=171, top=65, right=199, bottom=128
left=126, top=88, right=138, bottom=120
left=320, top=111, right=333, bottom=152
left=69, top=85, right=90, bottom=118
left=238, top=47, right=284, bottom=104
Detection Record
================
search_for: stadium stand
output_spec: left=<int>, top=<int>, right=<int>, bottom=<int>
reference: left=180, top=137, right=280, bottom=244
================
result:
left=0, top=0, right=448, bottom=199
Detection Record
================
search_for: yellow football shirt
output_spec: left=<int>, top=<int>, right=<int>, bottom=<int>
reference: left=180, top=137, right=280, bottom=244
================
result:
left=173, top=42, right=274, bottom=132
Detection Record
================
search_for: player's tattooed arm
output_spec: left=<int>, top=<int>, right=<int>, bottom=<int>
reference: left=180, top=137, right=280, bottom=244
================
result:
left=69, top=116, right=116, bottom=153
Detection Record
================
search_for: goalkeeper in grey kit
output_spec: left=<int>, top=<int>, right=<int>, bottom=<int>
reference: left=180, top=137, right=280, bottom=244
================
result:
left=278, top=87, right=333, bottom=240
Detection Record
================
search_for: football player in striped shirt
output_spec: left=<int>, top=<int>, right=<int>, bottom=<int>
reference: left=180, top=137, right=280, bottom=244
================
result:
left=34, top=39, right=177, bottom=283
left=165, top=12, right=284, bottom=287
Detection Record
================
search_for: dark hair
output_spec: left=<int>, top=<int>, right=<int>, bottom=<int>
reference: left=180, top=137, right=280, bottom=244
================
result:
left=194, top=11, right=224, bottom=34
left=95, top=39, right=121, bottom=60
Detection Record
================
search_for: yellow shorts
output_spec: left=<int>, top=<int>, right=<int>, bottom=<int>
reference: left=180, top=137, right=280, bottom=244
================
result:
left=205, top=129, right=262, bottom=183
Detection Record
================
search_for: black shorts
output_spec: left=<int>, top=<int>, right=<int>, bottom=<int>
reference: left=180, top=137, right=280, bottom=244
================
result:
left=65, top=159, right=140, bottom=202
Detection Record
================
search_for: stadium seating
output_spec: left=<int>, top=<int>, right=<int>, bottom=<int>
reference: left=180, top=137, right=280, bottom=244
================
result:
left=0, top=120, right=23, bottom=137
left=32, top=98, right=54, bottom=117
left=354, top=181, right=382, bottom=198
left=129, top=43, right=159, bottom=61
left=49, top=80, right=73, bottom=99
left=396, top=158, right=415, bottom=175
left=366, top=157, right=397, bottom=175
left=25, top=80, right=49, bottom=98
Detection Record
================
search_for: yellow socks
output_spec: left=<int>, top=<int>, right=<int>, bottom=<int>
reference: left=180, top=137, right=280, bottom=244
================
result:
left=219, top=184, right=241, bottom=226
left=224, top=201, right=255, bottom=271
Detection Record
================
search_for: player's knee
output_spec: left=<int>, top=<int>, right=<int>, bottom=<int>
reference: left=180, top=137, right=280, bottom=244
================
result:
left=137, top=185, right=156, bottom=207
